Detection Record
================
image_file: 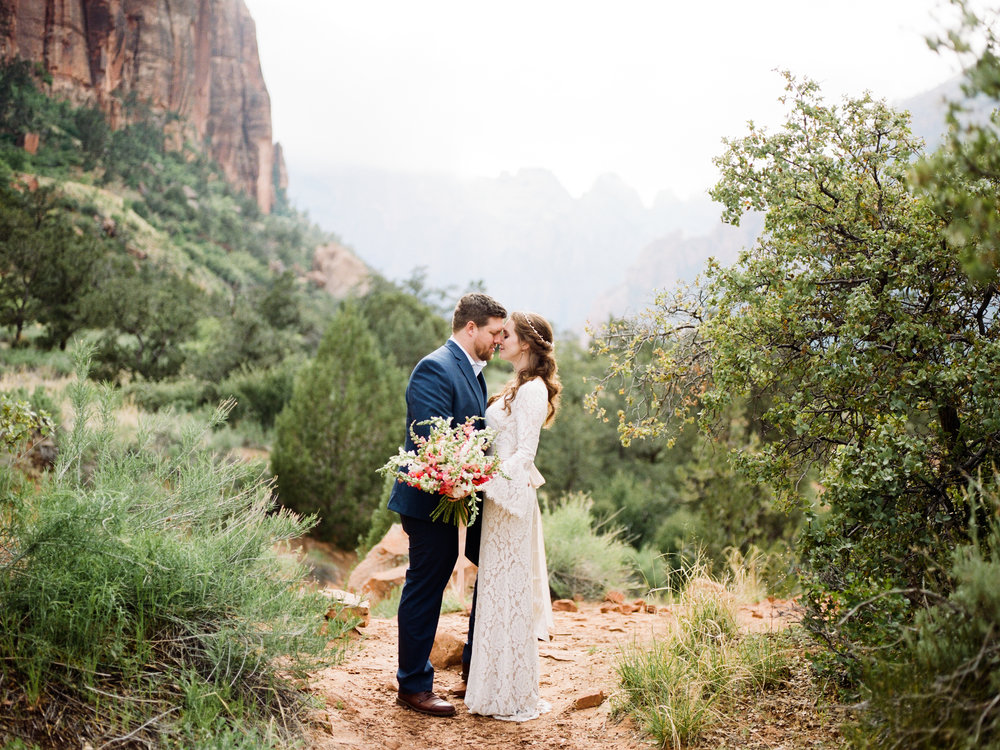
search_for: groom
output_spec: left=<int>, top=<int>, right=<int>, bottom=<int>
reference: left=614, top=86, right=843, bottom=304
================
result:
left=389, top=292, right=507, bottom=717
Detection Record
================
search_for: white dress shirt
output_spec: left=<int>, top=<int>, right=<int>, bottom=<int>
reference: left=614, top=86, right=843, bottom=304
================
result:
left=449, top=335, right=487, bottom=377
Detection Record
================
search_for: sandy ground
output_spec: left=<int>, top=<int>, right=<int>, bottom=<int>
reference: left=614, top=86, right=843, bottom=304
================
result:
left=303, top=598, right=806, bottom=750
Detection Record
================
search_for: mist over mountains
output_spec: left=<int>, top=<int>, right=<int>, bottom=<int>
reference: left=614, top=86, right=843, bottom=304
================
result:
left=291, top=164, right=723, bottom=331
left=289, top=80, right=964, bottom=332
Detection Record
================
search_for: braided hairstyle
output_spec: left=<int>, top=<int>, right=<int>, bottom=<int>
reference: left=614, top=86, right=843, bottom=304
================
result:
left=489, top=311, right=561, bottom=426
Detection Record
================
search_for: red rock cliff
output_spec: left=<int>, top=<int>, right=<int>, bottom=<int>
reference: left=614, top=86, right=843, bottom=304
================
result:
left=0, top=0, right=281, bottom=213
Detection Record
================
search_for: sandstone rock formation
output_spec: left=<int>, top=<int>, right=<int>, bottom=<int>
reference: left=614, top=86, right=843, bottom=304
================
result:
left=348, top=523, right=477, bottom=606
left=0, top=0, right=280, bottom=213
left=306, top=241, right=372, bottom=299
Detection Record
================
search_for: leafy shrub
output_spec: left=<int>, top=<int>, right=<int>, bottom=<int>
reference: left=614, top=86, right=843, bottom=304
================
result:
left=217, top=360, right=300, bottom=429
left=0, top=352, right=348, bottom=748
left=125, top=377, right=215, bottom=413
left=87, top=260, right=205, bottom=382
left=849, top=477, right=1000, bottom=749
left=0, top=343, right=74, bottom=375
left=542, top=492, right=634, bottom=600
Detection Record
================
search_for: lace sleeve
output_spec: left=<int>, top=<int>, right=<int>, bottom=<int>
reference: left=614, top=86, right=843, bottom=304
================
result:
left=483, top=379, right=548, bottom=519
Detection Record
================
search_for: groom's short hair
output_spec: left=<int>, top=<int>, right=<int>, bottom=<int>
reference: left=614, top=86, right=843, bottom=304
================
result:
left=452, top=293, right=507, bottom=332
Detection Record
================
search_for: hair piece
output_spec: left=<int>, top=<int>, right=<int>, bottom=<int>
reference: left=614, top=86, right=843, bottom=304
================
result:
left=523, top=314, right=553, bottom=349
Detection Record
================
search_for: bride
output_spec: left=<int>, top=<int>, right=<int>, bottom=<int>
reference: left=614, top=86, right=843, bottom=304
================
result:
left=464, top=311, right=561, bottom=722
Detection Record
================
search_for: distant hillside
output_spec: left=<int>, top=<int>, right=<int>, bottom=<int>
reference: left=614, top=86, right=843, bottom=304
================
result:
left=587, top=216, right=764, bottom=326
left=291, top=163, right=720, bottom=330
left=898, top=74, right=996, bottom=150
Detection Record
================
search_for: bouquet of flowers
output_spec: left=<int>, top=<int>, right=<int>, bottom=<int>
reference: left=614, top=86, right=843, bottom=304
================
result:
left=379, top=416, right=504, bottom=526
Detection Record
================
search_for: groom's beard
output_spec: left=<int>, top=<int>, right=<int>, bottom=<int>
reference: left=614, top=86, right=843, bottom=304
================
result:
left=474, top=341, right=496, bottom=361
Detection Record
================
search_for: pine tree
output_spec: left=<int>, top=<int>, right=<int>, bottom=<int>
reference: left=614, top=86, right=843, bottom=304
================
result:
left=271, top=304, right=405, bottom=548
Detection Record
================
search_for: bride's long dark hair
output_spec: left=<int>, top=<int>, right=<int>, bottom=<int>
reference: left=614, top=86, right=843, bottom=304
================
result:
left=488, top=311, right=561, bottom=427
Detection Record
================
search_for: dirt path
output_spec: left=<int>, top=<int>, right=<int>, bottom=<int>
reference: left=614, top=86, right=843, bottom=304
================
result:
left=303, top=599, right=802, bottom=750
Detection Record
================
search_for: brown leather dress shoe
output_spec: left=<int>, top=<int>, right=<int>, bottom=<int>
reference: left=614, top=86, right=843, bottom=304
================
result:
left=396, top=690, right=456, bottom=717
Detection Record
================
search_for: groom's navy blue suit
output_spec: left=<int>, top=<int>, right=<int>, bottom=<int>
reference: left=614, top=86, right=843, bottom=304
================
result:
left=388, top=338, right=485, bottom=694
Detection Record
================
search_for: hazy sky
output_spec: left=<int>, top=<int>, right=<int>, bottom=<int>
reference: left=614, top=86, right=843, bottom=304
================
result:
left=243, top=0, right=968, bottom=205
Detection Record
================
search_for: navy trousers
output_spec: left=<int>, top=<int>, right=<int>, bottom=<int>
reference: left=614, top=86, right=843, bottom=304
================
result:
left=396, top=513, right=480, bottom=694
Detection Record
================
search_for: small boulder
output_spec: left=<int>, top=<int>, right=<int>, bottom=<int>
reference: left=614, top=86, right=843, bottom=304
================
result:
left=348, top=524, right=410, bottom=593
left=552, top=599, right=578, bottom=613
left=363, top=565, right=408, bottom=605
left=17, top=132, right=39, bottom=155
left=604, top=590, right=625, bottom=604
left=321, top=588, right=370, bottom=628
left=430, top=631, right=464, bottom=669
left=574, top=690, right=606, bottom=710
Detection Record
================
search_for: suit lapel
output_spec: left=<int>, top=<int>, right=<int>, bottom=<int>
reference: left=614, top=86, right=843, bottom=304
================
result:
left=477, top=371, right=488, bottom=411
left=446, top=339, right=487, bottom=415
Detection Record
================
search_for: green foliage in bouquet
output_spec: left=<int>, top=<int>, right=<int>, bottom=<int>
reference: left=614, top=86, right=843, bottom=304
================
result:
left=271, top=304, right=405, bottom=549
left=0, top=350, right=348, bottom=748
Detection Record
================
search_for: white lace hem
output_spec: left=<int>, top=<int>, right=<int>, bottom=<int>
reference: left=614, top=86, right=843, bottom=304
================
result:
left=474, top=698, right=552, bottom=723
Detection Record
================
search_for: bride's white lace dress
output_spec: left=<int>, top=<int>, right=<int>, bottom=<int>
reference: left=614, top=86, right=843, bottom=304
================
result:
left=464, top=377, right=554, bottom=722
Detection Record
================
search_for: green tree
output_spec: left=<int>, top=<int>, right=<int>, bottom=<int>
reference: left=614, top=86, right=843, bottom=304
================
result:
left=102, top=119, right=164, bottom=187
left=72, top=105, right=111, bottom=171
left=0, top=59, right=48, bottom=141
left=188, top=295, right=287, bottom=382
left=87, top=259, right=204, bottom=382
left=258, top=270, right=304, bottom=331
left=357, top=277, right=450, bottom=372
left=271, top=304, right=405, bottom=548
left=590, top=74, right=1000, bottom=678
left=0, top=183, right=103, bottom=346
left=535, top=339, right=608, bottom=496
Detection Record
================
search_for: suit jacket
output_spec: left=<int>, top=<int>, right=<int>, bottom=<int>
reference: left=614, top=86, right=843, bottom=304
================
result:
left=387, top=339, right=488, bottom=521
